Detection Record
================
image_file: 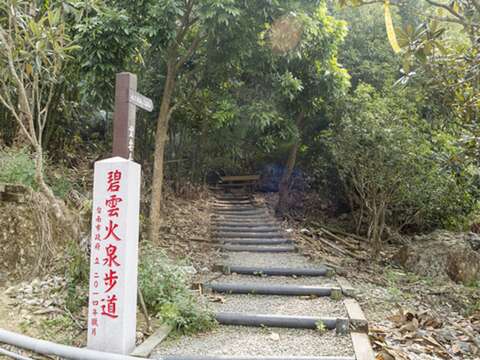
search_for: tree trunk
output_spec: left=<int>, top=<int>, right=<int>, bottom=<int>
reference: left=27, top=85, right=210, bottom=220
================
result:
left=34, top=144, right=63, bottom=219
left=148, top=60, right=177, bottom=241
left=275, top=111, right=305, bottom=216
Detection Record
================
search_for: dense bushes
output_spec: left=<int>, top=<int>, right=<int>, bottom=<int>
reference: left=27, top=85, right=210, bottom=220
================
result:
left=0, top=148, right=37, bottom=189
left=138, top=244, right=215, bottom=334
left=0, top=147, right=79, bottom=198
left=324, top=84, right=479, bottom=252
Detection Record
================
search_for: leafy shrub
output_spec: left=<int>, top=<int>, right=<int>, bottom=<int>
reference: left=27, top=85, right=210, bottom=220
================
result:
left=64, top=240, right=89, bottom=313
left=325, top=84, right=479, bottom=252
left=48, top=168, right=78, bottom=199
left=0, top=147, right=78, bottom=199
left=0, top=148, right=37, bottom=188
left=138, top=244, right=215, bottom=334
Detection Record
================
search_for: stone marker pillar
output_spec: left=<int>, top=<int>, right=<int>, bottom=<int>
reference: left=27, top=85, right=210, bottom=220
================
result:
left=87, top=157, right=141, bottom=354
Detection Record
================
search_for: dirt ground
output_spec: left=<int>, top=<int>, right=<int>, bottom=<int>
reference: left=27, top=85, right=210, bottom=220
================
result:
left=257, top=192, right=480, bottom=360
left=1, top=190, right=479, bottom=359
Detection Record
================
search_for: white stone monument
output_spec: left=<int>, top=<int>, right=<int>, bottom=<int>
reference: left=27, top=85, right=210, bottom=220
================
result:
left=87, top=157, right=141, bottom=354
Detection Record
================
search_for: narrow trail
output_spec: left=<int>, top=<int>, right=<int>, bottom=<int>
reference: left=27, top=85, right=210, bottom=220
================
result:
left=153, top=192, right=374, bottom=360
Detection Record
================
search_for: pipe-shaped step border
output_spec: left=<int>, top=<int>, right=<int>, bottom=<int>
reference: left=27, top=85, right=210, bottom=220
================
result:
left=213, top=200, right=253, bottom=205
left=212, top=213, right=271, bottom=218
left=205, top=283, right=342, bottom=297
left=213, top=207, right=259, bottom=212
left=213, top=232, right=287, bottom=239
left=213, top=265, right=334, bottom=277
left=212, top=218, right=273, bottom=223
left=212, top=226, right=281, bottom=233
left=219, top=244, right=296, bottom=253
left=214, top=312, right=349, bottom=333
left=212, top=212, right=269, bottom=218
left=214, top=197, right=252, bottom=202
left=219, top=239, right=294, bottom=246
left=212, top=221, right=278, bottom=226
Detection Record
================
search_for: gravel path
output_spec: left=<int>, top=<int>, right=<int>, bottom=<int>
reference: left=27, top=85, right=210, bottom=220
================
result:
left=223, top=252, right=325, bottom=268
left=211, top=274, right=337, bottom=287
left=153, top=326, right=354, bottom=358
left=208, top=294, right=347, bottom=317
left=151, top=199, right=355, bottom=359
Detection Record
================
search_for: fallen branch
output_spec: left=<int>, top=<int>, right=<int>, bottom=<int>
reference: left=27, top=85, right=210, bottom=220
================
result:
left=190, top=237, right=214, bottom=243
left=319, top=228, right=360, bottom=251
left=311, top=221, right=367, bottom=243
left=138, top=288, right=152, bottom=333
left=316, top=235, right=364, bottom=260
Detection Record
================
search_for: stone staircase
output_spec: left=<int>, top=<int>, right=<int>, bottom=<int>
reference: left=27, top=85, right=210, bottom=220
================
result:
left=153, top=192, right=374, bottom=360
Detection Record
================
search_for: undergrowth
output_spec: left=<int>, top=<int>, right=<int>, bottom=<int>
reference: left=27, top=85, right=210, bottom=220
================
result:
left=0, top=147, right=78, bottom=199
left=138, top=243, right=215, bottom=334
left=65, top=239, right=89, bottom=313
left=0, top=147, right=37, bottom=189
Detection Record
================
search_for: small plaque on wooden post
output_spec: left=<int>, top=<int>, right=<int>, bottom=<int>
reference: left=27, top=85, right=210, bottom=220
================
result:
left=112, top=72, right=152, bottom=160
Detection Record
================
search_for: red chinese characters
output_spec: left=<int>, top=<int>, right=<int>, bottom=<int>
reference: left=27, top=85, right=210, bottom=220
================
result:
left=103, top=244, right=120, bottom=267
left=100, top=170, right=123, bottom=320
left=90, top=206, right=103, bottom=336
left=101, top=294, right=119, bottom=319
left=90, top=169, right=123, bottom=337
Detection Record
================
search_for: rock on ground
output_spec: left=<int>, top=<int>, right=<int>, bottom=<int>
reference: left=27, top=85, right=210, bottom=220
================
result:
left=393, top=230, right=480, bottom=284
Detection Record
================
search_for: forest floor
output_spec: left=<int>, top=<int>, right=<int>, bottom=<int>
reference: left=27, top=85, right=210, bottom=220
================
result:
left=0, top=190, right=479, bottom=359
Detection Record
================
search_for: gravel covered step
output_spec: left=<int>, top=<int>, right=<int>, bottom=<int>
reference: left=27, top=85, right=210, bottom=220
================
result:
left=217, top=265, right=331, bottom=277
left=219, top=244, right=296, bottom=253
left=214, top=312, right=346, bottom=331
left=214, top=201, right=253, bottom=205
left=212, top=212, right=270, bottom=218
left=213, top=207, right=259, bottom=212
left=212, top=226, right=281, bottom=232
left=212, top=212, right=269, bottom=218
left=214, top=232, right=286, bottom=239
left=214, top=195, right=251, bottom=200
left=209, top=294, right=347, bottom=318
left=219, top=239, right=293, bottom=246
left=205, top=283, right=340, bottom=297
left=212, top=220, right=278, bottom=226
left=223, top=252, right=324, bottom=268
left=153, top=326, right=354, bottom=359
left=212, top=274, right=338, bottom=287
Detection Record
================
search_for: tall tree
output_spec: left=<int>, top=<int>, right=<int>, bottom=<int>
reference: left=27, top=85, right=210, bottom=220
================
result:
left=271, top=4, right=350, bottom=214
left=0, top=1, right=77, bottom=218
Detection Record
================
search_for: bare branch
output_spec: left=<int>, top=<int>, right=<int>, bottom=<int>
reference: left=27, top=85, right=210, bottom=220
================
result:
left=0, top=85, right=35, bottom=145
left=176, top=33, right=206, bottom=71
left=0, top=26, right=33, bottom=118
left=471, top=0, right=480, bottom=13
left=424, top=0, right=465, bottom=21
left=174, top=0, right=196, bottom=47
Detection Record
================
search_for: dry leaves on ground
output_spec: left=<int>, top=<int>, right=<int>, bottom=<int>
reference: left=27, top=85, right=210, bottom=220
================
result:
left=372, top=307, right=480, bottom=359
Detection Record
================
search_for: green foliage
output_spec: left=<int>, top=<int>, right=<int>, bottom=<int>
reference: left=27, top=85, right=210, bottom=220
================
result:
left=138, top=244, right=215, bottom=334
left=334, top=4, right=400, bottom=89
left=74, top=5, right=143, bottom=108
left=325, top=83, right=479, bottom=250
left=0, top=148, right=78, bottom=199
left=0, top=148, right=37, bottom=188
left=65, top=240, right=89, bottom=313
left=315, top=319, right=327, bottom=334
left=39, top=315, right=77, bottom=344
